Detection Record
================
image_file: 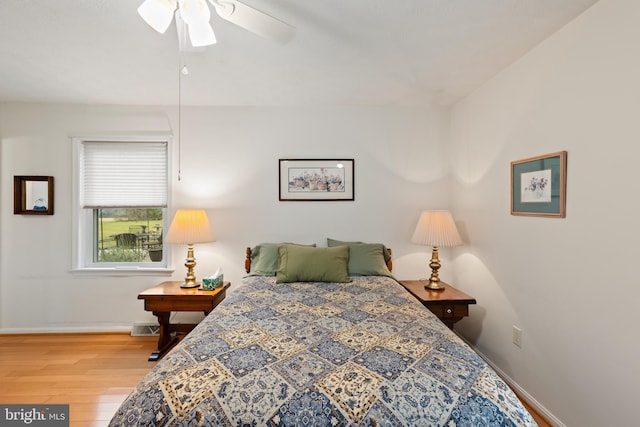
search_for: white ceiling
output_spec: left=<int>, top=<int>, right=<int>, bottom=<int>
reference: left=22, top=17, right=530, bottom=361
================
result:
left=0, top=0, right=598, bottom=107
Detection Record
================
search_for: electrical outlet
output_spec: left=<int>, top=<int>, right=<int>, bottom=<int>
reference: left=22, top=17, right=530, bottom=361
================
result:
left=512, top=326, right=522, bottom=348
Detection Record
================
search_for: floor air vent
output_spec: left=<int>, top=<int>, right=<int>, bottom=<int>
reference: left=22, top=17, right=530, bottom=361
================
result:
left=131, top=323, right=159, bottom=336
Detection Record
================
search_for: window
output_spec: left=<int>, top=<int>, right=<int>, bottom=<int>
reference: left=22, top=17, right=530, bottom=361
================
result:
left=73, top=137, right=169, bottom=270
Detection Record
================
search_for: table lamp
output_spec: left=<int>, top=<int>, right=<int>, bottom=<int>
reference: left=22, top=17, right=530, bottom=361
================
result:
left=165, top=209, right=215, bottom=288
left=411, top=210, right=462, bottom=290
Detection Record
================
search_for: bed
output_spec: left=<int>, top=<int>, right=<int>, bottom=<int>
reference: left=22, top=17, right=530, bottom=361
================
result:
left=111, top=241, right=537, bottom=426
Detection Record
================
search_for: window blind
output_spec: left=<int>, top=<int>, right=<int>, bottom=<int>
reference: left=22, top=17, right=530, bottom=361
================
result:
left=80, top=141, right=168, bottom=208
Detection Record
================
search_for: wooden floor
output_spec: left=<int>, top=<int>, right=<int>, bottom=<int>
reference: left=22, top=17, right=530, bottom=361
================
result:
left=0, top=333, right=157, bottom=427
left=0, top=333, right=552, bottom=427
left=516, top=389, right=553, bottom=427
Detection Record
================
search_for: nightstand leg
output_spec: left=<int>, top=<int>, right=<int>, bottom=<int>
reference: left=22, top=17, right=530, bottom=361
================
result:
left=149, top=311, right=178, bottom=361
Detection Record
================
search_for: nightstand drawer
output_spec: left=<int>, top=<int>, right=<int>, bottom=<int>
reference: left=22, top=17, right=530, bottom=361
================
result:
left=427, top=304, right=469, bottom=319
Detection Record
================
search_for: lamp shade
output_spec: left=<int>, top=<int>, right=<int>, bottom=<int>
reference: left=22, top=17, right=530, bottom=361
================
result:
left=165, top=209, right=215, bottom=244
left=411, top=210, right=462, bottom=247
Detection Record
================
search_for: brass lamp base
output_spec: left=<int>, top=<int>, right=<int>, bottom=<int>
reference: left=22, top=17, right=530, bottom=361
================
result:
left=179, top=244, right=200, bottom=288
left=424, top=246, right=445, bottom=291
left=180, top=282, right=200, bottom=289
left=425, top=279, right=445, bottom=291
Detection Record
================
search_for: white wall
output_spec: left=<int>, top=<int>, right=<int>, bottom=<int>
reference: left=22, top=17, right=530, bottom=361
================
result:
left=449, top=0, right=640, bottom=425
left=0, top=103, right=452, bottom=331
left=6, top=2, right=637, bottom=424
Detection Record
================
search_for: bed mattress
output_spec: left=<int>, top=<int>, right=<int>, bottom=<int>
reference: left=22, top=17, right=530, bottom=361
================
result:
left=111, top=275, right=536, bottom=426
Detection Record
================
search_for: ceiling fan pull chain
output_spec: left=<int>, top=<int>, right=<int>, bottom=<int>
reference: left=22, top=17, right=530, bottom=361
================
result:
left=177, top=58, right=189, bottom=181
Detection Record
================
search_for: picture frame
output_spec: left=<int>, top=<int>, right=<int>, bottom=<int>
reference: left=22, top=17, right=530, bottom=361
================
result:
left=511, top=151, right=567, bottom=217
left=14, top=176, right=54, bottom=215
left=279, top=159, right=354, bottom=201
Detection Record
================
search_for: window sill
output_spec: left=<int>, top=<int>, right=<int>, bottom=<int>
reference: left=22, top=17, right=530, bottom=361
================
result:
left=70, top=267, right=174, bottom=276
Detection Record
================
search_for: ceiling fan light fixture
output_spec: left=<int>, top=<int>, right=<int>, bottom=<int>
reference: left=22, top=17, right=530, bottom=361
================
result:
left=138, top=0, right=295, bottom=46
left=188, top=21, right=217, bottom=46
left=179, top=0, right=216, bottom=46
left=178, top=0, right=207, bottom=25
left=138, top=0, right=177, bottom=34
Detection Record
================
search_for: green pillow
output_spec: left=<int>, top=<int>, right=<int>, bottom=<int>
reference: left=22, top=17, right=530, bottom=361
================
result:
left=327, top=238, right=391, bottom=263
left=249, top=242, right=315, bottom=276
left=327, top=238, right=392, bottom=277
left=276, top=244, right=351, bottom=283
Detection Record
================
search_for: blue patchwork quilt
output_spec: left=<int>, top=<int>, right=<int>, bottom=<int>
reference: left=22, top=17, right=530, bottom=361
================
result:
left=111, top=276, right=537, bottom=426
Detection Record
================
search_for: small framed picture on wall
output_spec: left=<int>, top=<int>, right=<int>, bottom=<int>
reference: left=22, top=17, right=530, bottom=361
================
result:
left=511, top=151, right=567, bottom=218
left=14, top=176, right=54, bottom=215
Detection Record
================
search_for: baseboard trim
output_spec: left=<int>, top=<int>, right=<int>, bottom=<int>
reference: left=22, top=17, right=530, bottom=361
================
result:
left=456, top=333, right=564, bottom=427
left=0, top=326, right=132, bottom=335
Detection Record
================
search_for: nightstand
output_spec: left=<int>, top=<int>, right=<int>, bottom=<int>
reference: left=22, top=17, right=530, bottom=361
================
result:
left=399, top=280, right=476, bottom=329
left=138, top=281, right=230, bottom=361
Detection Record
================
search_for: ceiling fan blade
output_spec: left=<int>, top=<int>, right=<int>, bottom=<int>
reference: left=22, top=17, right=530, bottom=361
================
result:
left=210, top=0, right=295, bottom=44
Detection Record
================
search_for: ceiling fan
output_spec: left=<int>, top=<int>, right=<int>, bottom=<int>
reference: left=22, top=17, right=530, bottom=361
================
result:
left=138, top=0, right=295, bottom=48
